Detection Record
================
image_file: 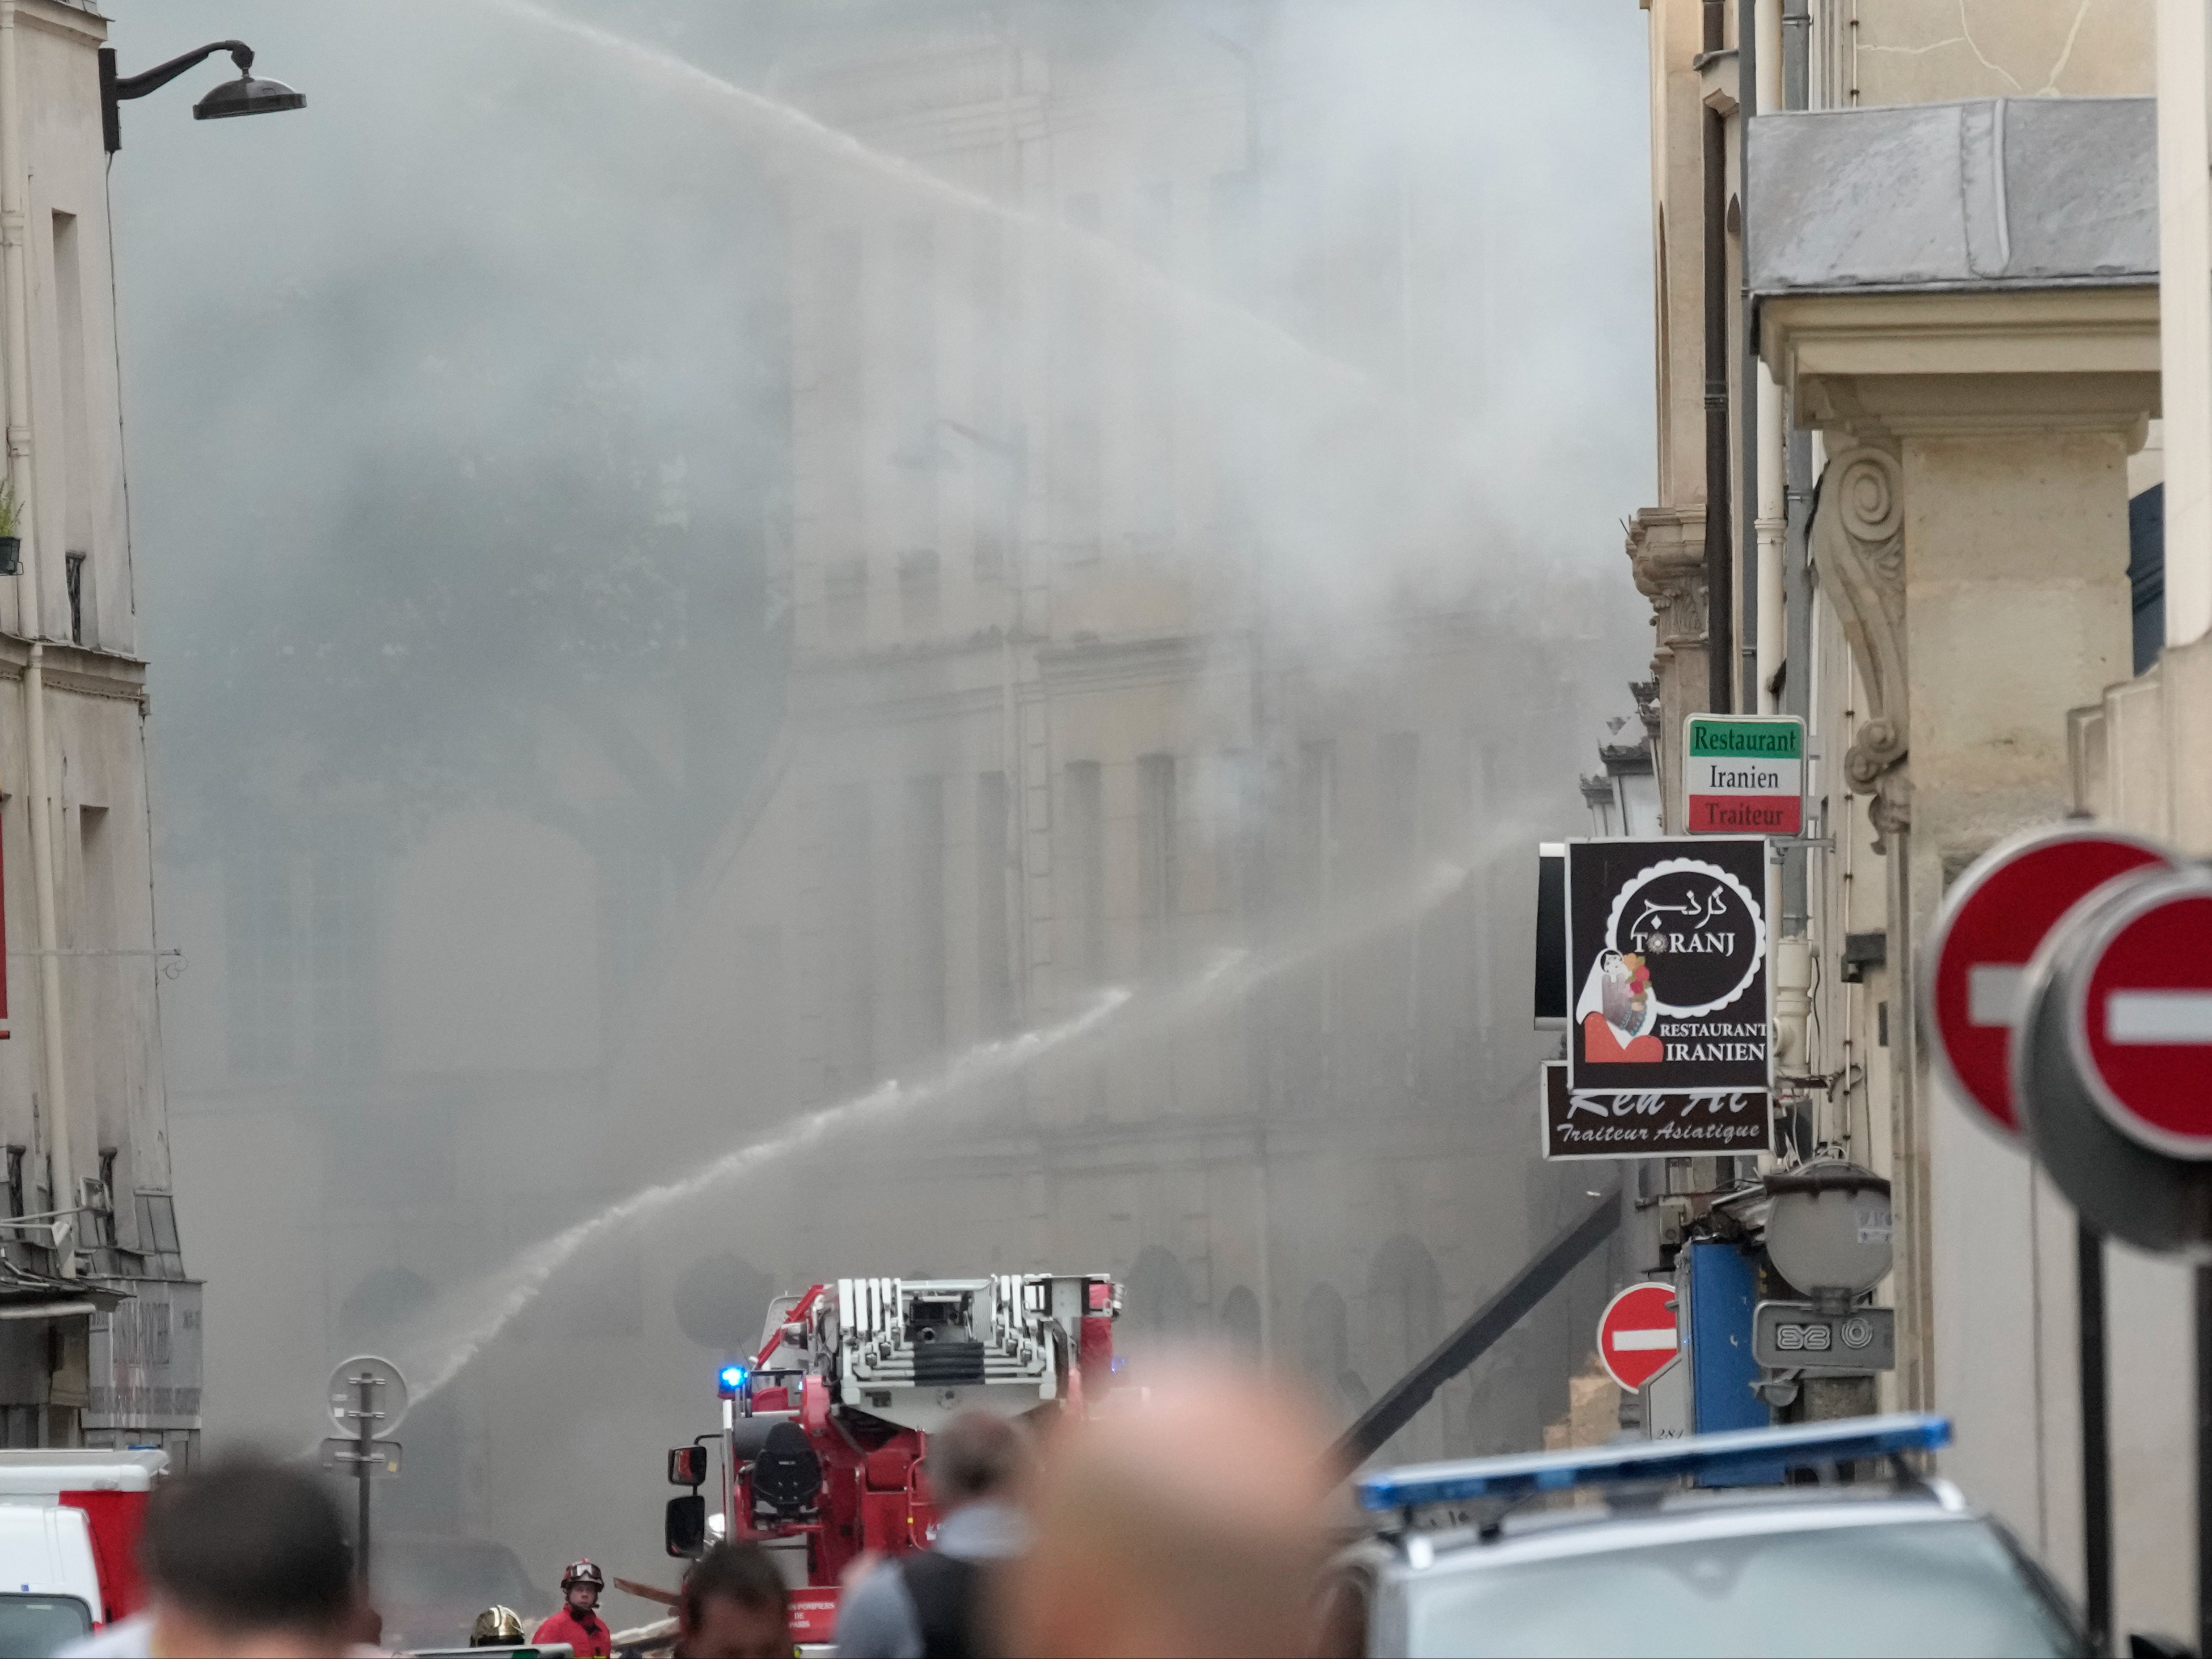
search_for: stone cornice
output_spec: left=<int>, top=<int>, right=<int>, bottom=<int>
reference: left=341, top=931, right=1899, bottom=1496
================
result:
left=0, top=634, right=148, bottom=705
left=1761, top=286, right=2160, bottom=440
left=1626, top=503, right=1707, bottom=605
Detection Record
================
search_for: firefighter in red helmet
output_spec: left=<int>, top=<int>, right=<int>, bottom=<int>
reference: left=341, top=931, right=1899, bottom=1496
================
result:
left=533, top=1559, right=612, bottom=1658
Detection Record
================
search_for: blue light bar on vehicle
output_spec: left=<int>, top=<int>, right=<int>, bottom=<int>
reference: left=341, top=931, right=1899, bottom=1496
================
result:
left=1356, top=1412, right=1950, bottom=1512
left=717, top=1363, right=749, bottom=1396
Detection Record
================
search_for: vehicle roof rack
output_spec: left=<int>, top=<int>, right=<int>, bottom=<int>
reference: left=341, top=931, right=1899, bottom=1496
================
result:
left=1356, top=1412, right=1950, bottom=1513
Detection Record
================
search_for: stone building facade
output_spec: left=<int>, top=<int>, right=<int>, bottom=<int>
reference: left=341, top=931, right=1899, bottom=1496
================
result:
left=156, top=0, right=1633, bottom=1599
left=1626, top=0, right=2184, bottom=1636
left=633, top=3, right=1618, bottom=1456
left=0, top=0, right=201, bottom=1462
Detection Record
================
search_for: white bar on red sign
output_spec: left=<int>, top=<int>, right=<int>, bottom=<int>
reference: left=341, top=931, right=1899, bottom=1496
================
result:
left=2106, top=992, right=2212, bottom=1044
left=1968, top=965, right=2026, bottom=1027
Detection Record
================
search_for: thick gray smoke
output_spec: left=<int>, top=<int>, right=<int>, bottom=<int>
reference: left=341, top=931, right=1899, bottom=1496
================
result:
left=113, top=0, right=1652, bottom=1630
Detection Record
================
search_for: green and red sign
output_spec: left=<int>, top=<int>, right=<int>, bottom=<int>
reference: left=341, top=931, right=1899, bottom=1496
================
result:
left=1684, top=715, right=1803, bottom=836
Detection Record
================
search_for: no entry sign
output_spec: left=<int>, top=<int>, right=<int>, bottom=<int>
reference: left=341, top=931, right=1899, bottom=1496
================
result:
left=1684, top=715, right=1803, bottom=835
left=2065, top=873, right=2212, bottom=1160
left=1924, top=825, right=2176, bottom=1137
left=1597, top=1282, right=1679, bottom=1392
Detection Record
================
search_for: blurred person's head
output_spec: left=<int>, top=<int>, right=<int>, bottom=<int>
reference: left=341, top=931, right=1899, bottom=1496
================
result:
left=676, top=1541, right=790, bottom=1659
left=561, top=1558, right=604, bottom=1616
left=137, top=1452, right=356, bottom=1658
left=926, top=1409, right=1027, bottom=1515
left=1003, top=1359, right=1332, bottom=1658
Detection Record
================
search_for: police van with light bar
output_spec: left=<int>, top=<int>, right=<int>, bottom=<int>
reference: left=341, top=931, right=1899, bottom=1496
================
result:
left=1317, top=1416, right=2089, bottom=1658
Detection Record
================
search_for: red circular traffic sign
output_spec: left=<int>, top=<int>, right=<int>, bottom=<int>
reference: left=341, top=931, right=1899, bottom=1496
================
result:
left=1596, top=1282, right=1678, bottom=1392
left=1924, top=826, right=2175, bottom=1136
left=2065, top=872, right=2212, bottom=1160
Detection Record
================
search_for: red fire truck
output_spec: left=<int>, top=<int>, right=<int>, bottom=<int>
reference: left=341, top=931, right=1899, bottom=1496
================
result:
left=664, top=1274, right=1119, bottom=1646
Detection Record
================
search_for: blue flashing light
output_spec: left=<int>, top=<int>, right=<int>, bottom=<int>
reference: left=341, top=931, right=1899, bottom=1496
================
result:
left=1109, top=1356, right=1127, bottom=1374
left=718, top=1363, right=749, bottom=1396
left=1356, top=1412, right=1951, bottom=1513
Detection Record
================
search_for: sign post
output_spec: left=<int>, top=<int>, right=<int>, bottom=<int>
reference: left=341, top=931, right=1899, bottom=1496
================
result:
left=2014, top=867, right=2212, bottom=1659
left=1683, top=715, right=1803, bottom=836
left=325, top=1355, right=407, bottom=1603
left=1595, top=1282, right=1679, bottom=1393
left=1924, top=825, right=2179, bottom=1657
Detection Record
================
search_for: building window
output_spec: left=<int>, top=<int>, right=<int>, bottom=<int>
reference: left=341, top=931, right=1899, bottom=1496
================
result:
left=971, top=218, right=1015, bottom=583
left=64, top=553, right=86, bottom=647
left=976, top=773, right=1013, bottom=1036
left=816, top=229, right=865, bottom=614
left=226, top=819, right=298, bottom=1078
left=904, top=776, right=946, bottom=1063
left=1220, top=1284, right=1261, bottom=1367
left=1055, top=194, right=1103, bottom=561
left=898, top=548, right=940, bottom=635
left=890, top=219, right=939, bottom=598
left=823, top=783, right=876, bottom=1093
left=52, top=211, right=93, bottom=607
left=1366, top=1236, right=1443, bottom=1460
left=1063, top=761, right=1105, bottom=987
left=135, top=1192, right=182, bottom=1280
left=224, top=818, right=380, bottom=1078
left=1132, top=184, right=1176, bottom=546
left=305, top=832, right=377, bottom=1072
left=1378, top=733, right=1420, bottom=871
left=824, top=557, right=868, bottom=639
left=1138, top=754, right=1178, bottom=975
left=596, top=802, right=665, bottom=1000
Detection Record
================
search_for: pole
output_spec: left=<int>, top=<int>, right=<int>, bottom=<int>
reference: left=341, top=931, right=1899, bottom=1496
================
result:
left=2078, top=1221, right=2112, bottom=1656
left=1701, top=0, right=1734, bottom=715
left=355, top=1374, right=373, bottom=1605
left=1737, top=0, right=1759, bottom=713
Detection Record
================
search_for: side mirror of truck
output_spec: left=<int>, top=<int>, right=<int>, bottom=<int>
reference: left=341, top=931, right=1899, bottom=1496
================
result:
left=665, top=1494, right=708, bottom=1558
left=668, top=1445, right=708, bottom=1487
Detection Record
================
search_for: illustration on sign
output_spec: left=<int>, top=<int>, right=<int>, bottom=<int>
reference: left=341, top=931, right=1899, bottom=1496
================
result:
left=1540, top=1064, right=1772, bottom=1160
left=1567, top=837, right=1772, bottom=1092
left=1684, top=716, right=1803, bottom=835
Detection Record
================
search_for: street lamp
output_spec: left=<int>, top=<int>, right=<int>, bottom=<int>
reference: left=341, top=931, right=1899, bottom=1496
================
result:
left=98, top=40, right=305, bottom=154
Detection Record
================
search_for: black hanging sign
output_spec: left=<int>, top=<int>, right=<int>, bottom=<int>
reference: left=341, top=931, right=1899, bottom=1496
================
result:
left=1540, top=1063, right=1772, bottom=1160
left=1565, top=836, right=1771, bottom=1092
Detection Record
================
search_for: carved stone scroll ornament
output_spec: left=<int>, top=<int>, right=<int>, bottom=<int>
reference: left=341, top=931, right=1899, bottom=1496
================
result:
left=1810, top=444, right=1911, bottom=848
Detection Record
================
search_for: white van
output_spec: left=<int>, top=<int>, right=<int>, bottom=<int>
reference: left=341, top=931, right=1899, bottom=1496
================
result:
left=0, top=1504, right=101, bottom=1653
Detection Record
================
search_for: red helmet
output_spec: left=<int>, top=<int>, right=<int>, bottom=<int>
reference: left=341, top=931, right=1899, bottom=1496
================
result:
left=561, top=1559, right=605, bottom=1592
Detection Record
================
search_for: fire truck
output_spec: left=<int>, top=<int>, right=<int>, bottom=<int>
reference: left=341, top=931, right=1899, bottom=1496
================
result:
left=664, top=1273, right=1120, bottom=1645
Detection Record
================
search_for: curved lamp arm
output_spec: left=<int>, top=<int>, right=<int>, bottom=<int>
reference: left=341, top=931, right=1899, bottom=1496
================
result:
left=99, top=40, right=255, bottom=153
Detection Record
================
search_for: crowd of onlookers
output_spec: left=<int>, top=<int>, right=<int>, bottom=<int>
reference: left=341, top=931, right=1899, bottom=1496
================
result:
left=52, top=1360, right=1343, bottom=1659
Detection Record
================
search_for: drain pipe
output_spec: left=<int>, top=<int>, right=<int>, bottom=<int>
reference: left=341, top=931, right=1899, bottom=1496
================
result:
left=1744, top=0, right=1786, bottom=714
left=1779, top=0, right=1814, bottom=939
left=1701, top=0, right=1734, bottom=714
left=0, top=4, right=72, bottom=1260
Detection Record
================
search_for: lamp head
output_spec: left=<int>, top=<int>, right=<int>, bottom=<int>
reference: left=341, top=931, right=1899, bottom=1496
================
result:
left=194, top=72, right=305, bottom=122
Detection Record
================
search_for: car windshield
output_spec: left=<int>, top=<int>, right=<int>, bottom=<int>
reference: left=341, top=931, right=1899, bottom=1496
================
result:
left=1402, top=1516, right=2081, bottom=1658
left=0, top=1594, right=91, bottom=1658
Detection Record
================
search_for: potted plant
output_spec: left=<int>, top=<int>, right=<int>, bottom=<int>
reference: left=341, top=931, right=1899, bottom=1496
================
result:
left=0, top=479, right=20, bottom=576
